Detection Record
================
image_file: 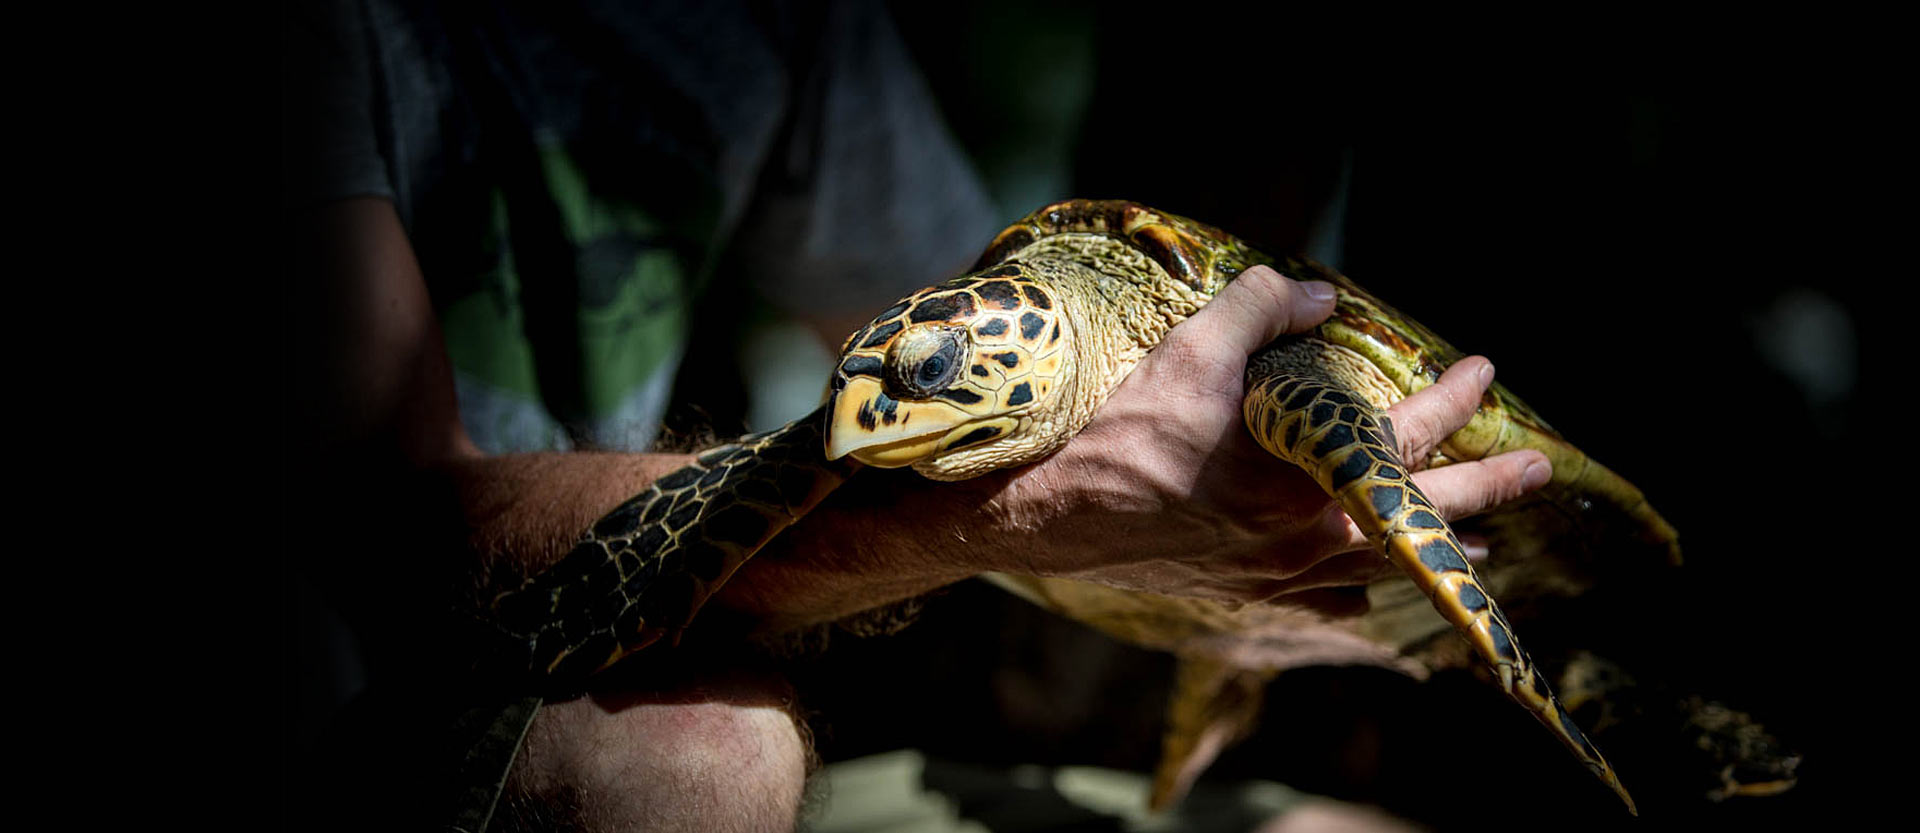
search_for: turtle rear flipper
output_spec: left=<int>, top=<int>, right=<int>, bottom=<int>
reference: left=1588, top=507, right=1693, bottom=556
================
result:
left=1148, top=656, right=1272, bottom=811
left=1243, top=340, right=1636, bottom=815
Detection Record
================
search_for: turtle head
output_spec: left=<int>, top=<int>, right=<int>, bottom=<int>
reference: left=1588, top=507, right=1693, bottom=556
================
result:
left=825, top=265, right=1073, bottom=479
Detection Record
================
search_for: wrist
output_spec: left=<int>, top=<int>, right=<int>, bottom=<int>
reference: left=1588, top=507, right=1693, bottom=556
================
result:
left=713, top=466, right=1010, bottom=630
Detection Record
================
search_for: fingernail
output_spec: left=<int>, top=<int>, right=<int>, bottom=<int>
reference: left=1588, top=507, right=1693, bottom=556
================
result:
left=1463, top=541, right=1490, bottom=562
left=1303, top=281, right=1336, bottom=302
left=1523, top=460, right=1551, bottom=489
left=1478, top=361, right=1496, bottom=387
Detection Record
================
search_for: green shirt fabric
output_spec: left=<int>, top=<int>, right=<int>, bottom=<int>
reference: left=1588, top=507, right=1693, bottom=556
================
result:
left=290, top=0, right=999, bottom=453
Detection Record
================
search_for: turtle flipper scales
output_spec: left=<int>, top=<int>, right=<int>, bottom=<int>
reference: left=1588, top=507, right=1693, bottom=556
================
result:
left=1243, top=341, right=1636, bottom=815
left=490, top=407, right=855, bottom=683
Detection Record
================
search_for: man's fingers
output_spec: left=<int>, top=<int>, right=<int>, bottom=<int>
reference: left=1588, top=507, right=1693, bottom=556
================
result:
left=1408, top=450, right=1551, bottom=521
left=1385, top=357, right=1495, bottom=466
left=1325, top=451, right=1548, bottom=553
left=1171, top=265, right=1336, bottom=357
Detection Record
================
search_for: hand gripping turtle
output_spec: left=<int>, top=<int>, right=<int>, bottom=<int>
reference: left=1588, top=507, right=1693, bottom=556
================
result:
left=492, top=199, right=1677, bottom=814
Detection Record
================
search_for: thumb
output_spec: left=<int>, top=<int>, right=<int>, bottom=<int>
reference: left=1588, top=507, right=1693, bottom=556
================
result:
left=1174, top=264, right=1336, bottom=357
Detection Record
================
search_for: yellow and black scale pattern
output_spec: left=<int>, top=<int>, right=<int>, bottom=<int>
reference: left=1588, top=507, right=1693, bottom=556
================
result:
left=490, top=269, right=1084, bottom=682
left=491, top=418, right=854, bottom=681
left=1244, top=346, right=1631, bottom=810
left=830, top=262, right=1071, bottom=456
left=989, top=200, right=1635, bottom=811
left=490, top=198, right=1652, bottom=813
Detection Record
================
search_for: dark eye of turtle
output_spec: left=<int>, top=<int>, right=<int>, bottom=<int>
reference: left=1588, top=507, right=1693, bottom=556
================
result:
left=916, top=354, right=949, bottom=387
left=886, top=325, right=969, bottom=399
left=908, top=342, right=963, bottom=396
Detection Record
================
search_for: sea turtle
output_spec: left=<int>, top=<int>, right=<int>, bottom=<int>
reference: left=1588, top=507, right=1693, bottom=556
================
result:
left=491, top=198, right=1678, bottom=815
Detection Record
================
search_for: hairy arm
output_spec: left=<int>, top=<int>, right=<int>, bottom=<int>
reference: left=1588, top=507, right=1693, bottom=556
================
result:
left=713, top=267, right=1551, bottom=631
left=303, top=199, right=1546, bottom=651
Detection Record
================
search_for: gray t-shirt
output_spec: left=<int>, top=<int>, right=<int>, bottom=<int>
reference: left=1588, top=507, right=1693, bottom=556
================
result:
left=287, top=0, right=998, bottom=452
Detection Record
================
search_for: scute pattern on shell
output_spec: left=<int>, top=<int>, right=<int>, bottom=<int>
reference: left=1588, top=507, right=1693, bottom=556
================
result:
left=833, top=262, right=1066, bottom=413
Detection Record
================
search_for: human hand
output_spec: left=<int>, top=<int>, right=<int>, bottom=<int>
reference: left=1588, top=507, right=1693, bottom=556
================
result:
left=971, top=265, right=1551, bottom=609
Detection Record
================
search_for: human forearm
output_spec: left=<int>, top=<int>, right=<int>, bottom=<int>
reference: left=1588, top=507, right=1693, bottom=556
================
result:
left=447, top=447, right=983, bottom=641
left=458, top=270, right=1550, bottom=657
left=451, top=451, right=693, bottom=592
left=709, top=465, right=1010, bottom=633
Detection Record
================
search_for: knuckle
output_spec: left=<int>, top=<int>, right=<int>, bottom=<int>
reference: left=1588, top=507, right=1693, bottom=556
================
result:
left=1231, top=265, right=1294, bottom=320
left=1434, top=464, right=1496, bottom=518
left=1465, top=490, right=1498, bottom=518
left=1485, top=460, right=1526, bottom=506
left=1396, top=410, right=1439, bottom=461
left=1240, top=263, right=1289, bottom=295
left=1158, top=322, right=1252, bottom=396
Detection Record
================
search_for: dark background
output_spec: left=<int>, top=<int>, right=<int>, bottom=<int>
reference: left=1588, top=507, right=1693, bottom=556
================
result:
left=781, top=3, right=1889, bottom=830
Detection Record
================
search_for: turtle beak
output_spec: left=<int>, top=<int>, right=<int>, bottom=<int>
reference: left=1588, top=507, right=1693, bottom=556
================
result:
left=825, top=376, right=973, bottom=467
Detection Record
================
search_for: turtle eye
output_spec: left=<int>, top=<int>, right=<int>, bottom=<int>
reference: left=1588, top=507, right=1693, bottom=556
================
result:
left=887, top=326, right=968, bottom=399
left=915, top=352, right=950, bottom=388
left=907, top=341, right=962, bottom=395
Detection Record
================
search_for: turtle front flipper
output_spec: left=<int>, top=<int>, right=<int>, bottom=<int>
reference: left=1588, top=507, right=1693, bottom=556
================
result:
left=490, top=406, right=856, bottom=684
left=1242, top=341, right=1636, bottom=815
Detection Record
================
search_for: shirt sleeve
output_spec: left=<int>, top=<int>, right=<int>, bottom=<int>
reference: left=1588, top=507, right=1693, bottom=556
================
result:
left=730, top=0, right=1002, bottom=317
left=284, top=0, right=396, bottom=208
